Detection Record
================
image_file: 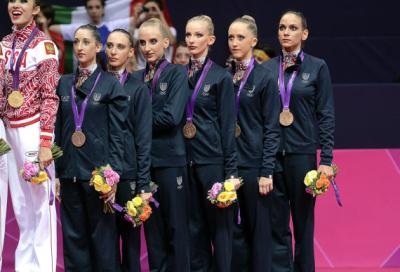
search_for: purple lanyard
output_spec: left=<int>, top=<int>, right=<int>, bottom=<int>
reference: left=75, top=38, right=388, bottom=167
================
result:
left=9, top=27, right=39, bottom=90
left=235, top=58, right=255, bottom=118
left=70, top=72, right=102, bottom=131
left=185, top=59, right=213, bottom=122
left=144, top=59, right=169, bottom=97
left=278, top=51, right=304, bottom=110
left=119, top=69, right=128, bottom=85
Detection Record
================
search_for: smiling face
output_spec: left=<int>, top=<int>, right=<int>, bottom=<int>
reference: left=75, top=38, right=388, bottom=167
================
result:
left=73, top=28, right=102, bottom=68
left=228, top=22, right=257, bottom=62
left=8, top=0, right=40, bottom=30
left=106, top=31, right=134, bottom=71
left=138, top=25, right=169, bottom=64
left=185, top=20, right=215, bottom=59
left=278, top=13, right=308, bottom=52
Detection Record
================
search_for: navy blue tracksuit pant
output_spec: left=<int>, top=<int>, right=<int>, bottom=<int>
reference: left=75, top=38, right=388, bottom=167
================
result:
left=188, top=164, right=234, bottom=272
left=271, top=153, right=316, bottom=272
left=144, top=167, right=190, bottom=272
left=232, top=167, right=272, bottom=272
left=115, top=180, right=141, bottom=272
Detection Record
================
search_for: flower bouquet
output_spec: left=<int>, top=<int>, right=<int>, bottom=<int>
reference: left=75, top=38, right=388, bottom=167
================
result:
left=207, top=179, right=242, bottom=208
left=0, top=138, right=11, bottom=156
left=90, top=164, right=120, bottom=213
left=51, top=143, right=63, bottom=159
left=20, top=162, right=49, bottom=184
left=124, top=196, right=152, bottom=227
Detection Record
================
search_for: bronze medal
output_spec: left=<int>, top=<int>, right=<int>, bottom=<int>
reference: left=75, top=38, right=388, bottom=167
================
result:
left=8, top=90, right=24, bottom=108
left=183, top=122, right=197, bottom=139
left=71, top=130, right=86, bottom=147
left=235, top=123, right=241, bottom=138
left=279, top=109, right=294, bottom=126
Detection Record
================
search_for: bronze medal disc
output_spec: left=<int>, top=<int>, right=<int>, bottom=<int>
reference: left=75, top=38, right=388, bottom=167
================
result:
left=8, top=90, right=24, bottom=108
left=279, top=109, right=294, bottom=126
left=235, top=123, right=241, bottom=138
left=71, top=130, right=86, bottom=147
left=183, top=122, right=197, bottom=139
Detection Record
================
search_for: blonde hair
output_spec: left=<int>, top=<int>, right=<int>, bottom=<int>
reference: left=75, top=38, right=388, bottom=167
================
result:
left=139, top=18, right=169, bottom=38
left=187, top=15, right=214, bottom=35
left=231, top=15, right=257, bottom=38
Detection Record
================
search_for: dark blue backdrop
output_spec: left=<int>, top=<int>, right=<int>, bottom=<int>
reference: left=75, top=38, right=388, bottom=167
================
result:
left=1, top=0, right=399, bottom=148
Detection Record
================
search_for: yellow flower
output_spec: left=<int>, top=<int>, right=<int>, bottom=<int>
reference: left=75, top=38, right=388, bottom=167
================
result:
left=126, top=201, right=137, bottom=217
left=100, top=183, right=111, bottom=194
left=226, top=191, right=237, bottom=201
left=92, top=175, right=104, bottom=191
left=217, top=192, right=229, bottom=202
left=31, top=171, right=48, bottom=184
left=224, top=181, right=235, bottom=192
left=132, top=196, right=143, bottom=207
left=304, top=170, right=318, bottom=186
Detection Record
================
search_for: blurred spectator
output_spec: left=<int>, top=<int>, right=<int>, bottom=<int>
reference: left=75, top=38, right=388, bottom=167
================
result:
left=253, top=41, right=276, bottom=63
left=132, top=0, right=177, bottom=69
left=173, top=41, right=190, bottom=65
left=35, top=3, right=65, bottom=73
left=50, top=0, right=134, bottom=69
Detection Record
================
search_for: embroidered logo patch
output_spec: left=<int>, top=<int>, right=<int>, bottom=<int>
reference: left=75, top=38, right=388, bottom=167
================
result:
left=302, top=73, right=310, bottom=81
left=176, top=176, right=183, bottom=190
left=202, top=84, right=211, bottom=96
left=44, top=42, right=56, bottom=55
left=93, top=93, right=102, bottom=102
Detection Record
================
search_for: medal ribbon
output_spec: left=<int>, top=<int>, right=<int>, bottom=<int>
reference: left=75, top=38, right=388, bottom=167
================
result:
left=235, top=58, right=255, bottom=118
left=10, top=27, right=39, bottom=91
left=185, top=59, right=213, bottom=122
left=278, top=51, right=304, bottom=110
left=330, top=178, right=343, bottom=207
left=143, top=59, right=169, bottom=97
left=119, top=69, right=128, bottom=85
left=70, top=72, right=102, bottom=131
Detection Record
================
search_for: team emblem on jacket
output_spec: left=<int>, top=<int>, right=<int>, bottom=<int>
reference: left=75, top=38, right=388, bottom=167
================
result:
left=202, top=84, right=211, bottom=96
left=93, top=93, right=102, bottom=102
left=130, top=181, right=136, bottom=195
left=176, top=176, right=183, bottom=190
left=44, top=42, right=56, bottom=55
left=246, top=85, right=256, bottom=97
left=159, top=82, right=168, bottom=95
left=302, top=72, right=310, bottom=81
left=61, top=95, right=70, bottom=102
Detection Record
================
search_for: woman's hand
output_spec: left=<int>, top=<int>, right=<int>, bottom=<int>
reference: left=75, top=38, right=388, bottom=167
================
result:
left=318, top=164, right=333, bottom=179
left=259, top=176, right=273, bottom=196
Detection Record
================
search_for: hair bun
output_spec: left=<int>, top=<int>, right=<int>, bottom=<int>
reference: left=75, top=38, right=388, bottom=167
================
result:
left=242, top=15, right=256, bottom=24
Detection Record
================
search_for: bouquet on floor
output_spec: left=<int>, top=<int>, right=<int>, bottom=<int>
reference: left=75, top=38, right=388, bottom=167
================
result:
left=207, top=178, right=243, bottom=208
left=124, top=196, right=153, bottom=227
left=0, top=138, right=11, bottom=156
left=90, top=164, right=120, bottom=213
left=304, top=164, right=339, bottom=197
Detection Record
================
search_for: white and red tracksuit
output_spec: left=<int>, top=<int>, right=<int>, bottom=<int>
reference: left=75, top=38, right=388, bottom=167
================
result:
left=0, top=21, right=59, bottom=272
left=0, top=49, right=8, bottom=270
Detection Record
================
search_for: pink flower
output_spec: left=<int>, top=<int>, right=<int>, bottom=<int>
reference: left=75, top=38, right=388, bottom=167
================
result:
left=210, top=182, right=223, bottom=199
left=103, top=169, right=120, bottom=186
left=22, top=162, right=39, bottom=180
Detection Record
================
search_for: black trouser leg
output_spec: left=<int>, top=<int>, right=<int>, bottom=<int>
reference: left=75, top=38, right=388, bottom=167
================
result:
left=144, top=167, right=190, bottom=272
left=60, top=179, right=120, bottom=272
left=236, top=167, right=272, bottom=272
left=189, top=164, right=233, bottom=272
left=115, top=180, right=141, bottom=272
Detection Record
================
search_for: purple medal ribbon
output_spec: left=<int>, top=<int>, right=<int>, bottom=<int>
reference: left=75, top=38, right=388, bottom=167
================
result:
left=70, top=72, right=102, bottom=132
left=10, top=27, right=39, bottom=91
left=185, top=59, right=213, bottom=122
left=119, top=69, right=128, bottom=85
left=235, top=58, right=255, bottom=118
left=143, top=59, right=169, bottom=97
left=278, top=51, right=304, bottom=110
left=330, top=178, right=343, bottom=207
left=44, top=167, right=55, bottom=206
